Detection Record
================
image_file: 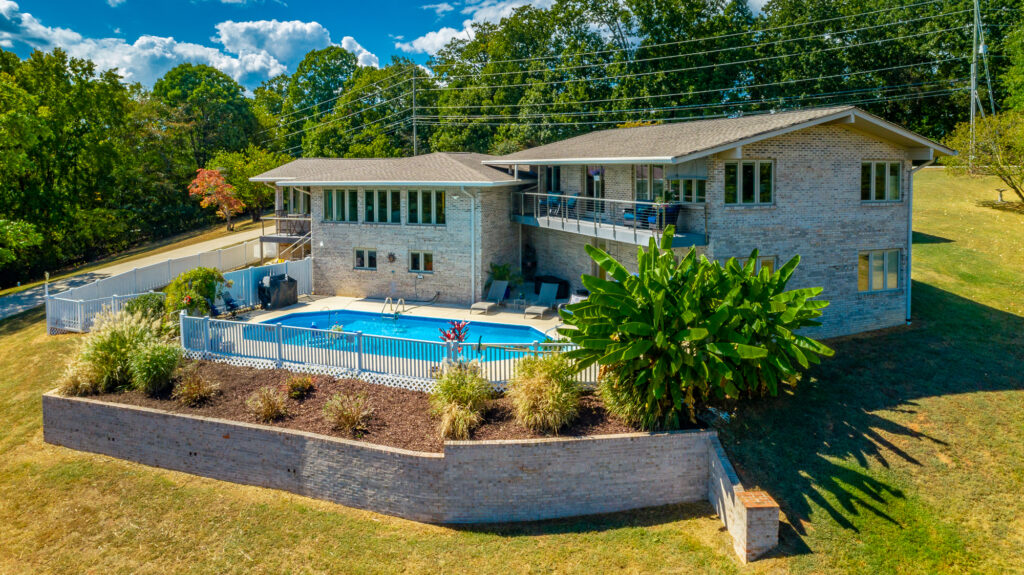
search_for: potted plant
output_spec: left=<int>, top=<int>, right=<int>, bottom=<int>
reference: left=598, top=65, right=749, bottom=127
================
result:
left=485, top=262, right=523, bottom=299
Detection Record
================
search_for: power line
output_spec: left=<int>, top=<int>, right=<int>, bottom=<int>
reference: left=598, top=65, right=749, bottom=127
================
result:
left=256, top=75, right=414, bottom=136
left=262, top=90, right=414, bottom=144
left=430, top=0, right=954, bottom=68
left=420, top=57, right=966, bottom=112
left=430, top=9, right=971, bottom=83
left=421, top=25, right=970, bottom=93
left=269, top=68, right=413, bottom=122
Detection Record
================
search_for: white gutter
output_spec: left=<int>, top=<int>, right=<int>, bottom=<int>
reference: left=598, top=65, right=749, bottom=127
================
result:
left=253, top=179, right=530, bottom=187
left=906, top=159, right=935, bottom=325
left=463, top=186, right=477, bottom=305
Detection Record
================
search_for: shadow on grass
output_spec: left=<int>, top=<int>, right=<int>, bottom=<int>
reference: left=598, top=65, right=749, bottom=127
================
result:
left=721, top=281, right=1024, bottom=550
left=977, top=199, right=1024, bottom=214
left=911, top=231, right=954, bottom=244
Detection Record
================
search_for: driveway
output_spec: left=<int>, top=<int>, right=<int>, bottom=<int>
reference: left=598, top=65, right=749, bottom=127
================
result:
left=0, top=225, right=273, bottom=322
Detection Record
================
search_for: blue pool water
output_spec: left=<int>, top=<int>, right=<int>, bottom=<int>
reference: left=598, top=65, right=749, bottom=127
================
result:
left=265, top=309, right=547, bottom=344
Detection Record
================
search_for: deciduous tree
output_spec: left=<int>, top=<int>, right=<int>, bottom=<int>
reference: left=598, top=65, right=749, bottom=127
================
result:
left=188, top=168, right=244, bottom=231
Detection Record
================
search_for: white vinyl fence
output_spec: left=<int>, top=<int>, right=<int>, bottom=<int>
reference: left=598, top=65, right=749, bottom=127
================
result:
left=180, top=315, right=598, bottom=391
left=43, top=239, right=314, bottom=334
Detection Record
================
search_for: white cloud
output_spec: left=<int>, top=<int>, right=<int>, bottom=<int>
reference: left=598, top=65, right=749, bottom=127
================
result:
left=423, top=2, right=455, bottom=17
left=214, top=19, right=332, bottom=65
left=398, top=0, right=553, bottom=55
left=107, top=0, right=128, bottom=7
left=341, top=36, right=379, bottom=67
left=0, top=2, right=377, bottom=87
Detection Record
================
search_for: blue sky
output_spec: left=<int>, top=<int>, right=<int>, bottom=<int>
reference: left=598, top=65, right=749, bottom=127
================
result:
left=0, top=0, right=565, bottom=87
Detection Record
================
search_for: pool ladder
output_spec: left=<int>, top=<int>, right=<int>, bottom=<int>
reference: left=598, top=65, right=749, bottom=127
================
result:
left=381, top=297, right=406, bottom=319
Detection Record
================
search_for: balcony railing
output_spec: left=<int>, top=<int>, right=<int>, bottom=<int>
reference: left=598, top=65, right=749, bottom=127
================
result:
left=266, top=210, right=311, bottom=237
left=510, top=191, right=707, bottom=245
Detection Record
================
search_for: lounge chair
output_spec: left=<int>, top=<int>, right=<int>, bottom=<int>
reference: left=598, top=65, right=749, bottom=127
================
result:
left=524, top=282, right=558, bottom=318
left=221, top=290, right=241, bottom=313
left=471, top=280, right=508, bottom=314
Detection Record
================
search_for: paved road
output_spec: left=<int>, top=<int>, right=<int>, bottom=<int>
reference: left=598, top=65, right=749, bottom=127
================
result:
left=0, top=225, right=273, bottom=322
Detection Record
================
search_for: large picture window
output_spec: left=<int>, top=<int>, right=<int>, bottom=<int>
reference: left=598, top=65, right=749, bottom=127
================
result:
left=543, top=166, right=561, bottom=193
left=408, top=190, right=446, bottom=225
left=724, top=161, right=773, bottom=205
left=323, top=189, right=358, bottom=222
left=364, top=190, right=401, bottom=224
left=861, top=162, right=901, bottom=201
left=354, top=248, right=377, bottom=270
left=858, top=249, right=900, bottom=291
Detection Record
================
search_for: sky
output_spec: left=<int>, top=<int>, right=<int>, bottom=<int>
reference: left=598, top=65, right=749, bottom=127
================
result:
left=0, top=0, right=764, bottom=89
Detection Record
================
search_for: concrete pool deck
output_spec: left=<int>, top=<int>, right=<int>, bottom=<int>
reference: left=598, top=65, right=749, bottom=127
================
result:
left=234, top=295, right=565, bottom=337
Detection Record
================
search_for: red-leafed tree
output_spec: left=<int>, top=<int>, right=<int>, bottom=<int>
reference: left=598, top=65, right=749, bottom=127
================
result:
left=188, top=168, right=244, bottom=231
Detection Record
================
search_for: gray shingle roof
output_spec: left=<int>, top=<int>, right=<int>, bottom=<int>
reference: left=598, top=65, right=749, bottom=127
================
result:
left=251, top=152, right=523, bottom=186
left=484, top=106, right=953, bottom=164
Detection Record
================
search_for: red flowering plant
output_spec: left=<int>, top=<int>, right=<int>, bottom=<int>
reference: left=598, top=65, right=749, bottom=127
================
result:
left=439, top=320, right=469, bottom=344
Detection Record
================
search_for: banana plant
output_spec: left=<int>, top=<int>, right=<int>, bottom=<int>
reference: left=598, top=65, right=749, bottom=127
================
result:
left=558, top=226, right=834, bottom=430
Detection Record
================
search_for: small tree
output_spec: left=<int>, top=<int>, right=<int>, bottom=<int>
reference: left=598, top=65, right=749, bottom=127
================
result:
left=209, top=146, right=291, bottom=222
left=188, top=168, right=244, bottom=230
left=943, top=111, right=1024, bottom=203
left=559, top=227, right=834, bottom=430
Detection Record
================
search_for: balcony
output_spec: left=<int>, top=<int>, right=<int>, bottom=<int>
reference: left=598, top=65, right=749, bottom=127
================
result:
left=261, top=210, right=311, bottom=244
left=510, top=192, right=707, bottom=247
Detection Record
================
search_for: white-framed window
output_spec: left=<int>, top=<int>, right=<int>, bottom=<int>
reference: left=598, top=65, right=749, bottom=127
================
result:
left=354, top=248, right=377, bottom=270
left=679, top=179, right=706, bottom=203
left=634, top=165, right=668, bottom=201
left=410, top=251, right=433, bottom=273
left=724, top=160, right=774, bottom=205
left=323, top=189, right=358, bottom=222
left=408, top=190, right=446, bottom=225
left=364, top=190, right=401, bottom=224
left=283, top=187, right=309, bottom=215
left=861, top=162, right=901, bottom=201
left=858, top=249, right=900, bottom=291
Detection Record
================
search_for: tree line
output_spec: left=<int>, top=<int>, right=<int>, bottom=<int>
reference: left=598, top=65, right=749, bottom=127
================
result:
left=2, top=0, right=1023, bottom=287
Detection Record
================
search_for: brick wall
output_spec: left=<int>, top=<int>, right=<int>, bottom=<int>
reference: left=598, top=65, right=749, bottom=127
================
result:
left=309, top=185, right=521, bottom=305
left=43, top=392, right=778, bottom=560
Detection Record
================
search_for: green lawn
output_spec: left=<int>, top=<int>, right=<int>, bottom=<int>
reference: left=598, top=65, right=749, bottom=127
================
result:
left=1, top=169, right=1021, bottom=574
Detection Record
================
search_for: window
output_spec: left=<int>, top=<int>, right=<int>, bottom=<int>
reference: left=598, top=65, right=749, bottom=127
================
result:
left=728, top=255, right=776, bottom=273
left=679, top=179, right=706, bottom=203
left=354, top=248, right=377, bottom=270
left=408, top=190, right=446, bottom=225
left=861, top=162, right=902, bottom=201
left=585, top=166, right=604, bottom=198
left=651, top=165, right=665, bottom=200
left=410, top=251, right=433, bottom=273
left=724, top=161, right=773, bottom=205
left=364, top=190, right=400, bottom=223
left=543, top=166, right=561, bottom=193
left=634, top=165, right=650, bottom=201
left=323, top=189, right=358, bottom=222
left=858, top=249, right=900, bottom=291
left=283, top=187, right=310, bottom=215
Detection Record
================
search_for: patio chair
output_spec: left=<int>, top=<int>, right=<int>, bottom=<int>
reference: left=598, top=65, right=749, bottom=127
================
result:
left=524, top=282, right=558, bottom=319
left=221, top=290, right=241, bottom=313
left=470, top=280, right=508, bottom=315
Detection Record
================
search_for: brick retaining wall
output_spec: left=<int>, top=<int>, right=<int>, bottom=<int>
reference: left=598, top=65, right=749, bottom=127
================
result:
left=43, top=392, right=779, bottom=561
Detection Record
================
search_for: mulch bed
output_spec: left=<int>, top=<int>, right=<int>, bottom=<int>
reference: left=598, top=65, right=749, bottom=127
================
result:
left=93, top=360, right=653, bottom=453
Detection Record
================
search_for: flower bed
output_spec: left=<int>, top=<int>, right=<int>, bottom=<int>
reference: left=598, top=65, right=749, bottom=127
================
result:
left=91, top=361, right=646, bottom=453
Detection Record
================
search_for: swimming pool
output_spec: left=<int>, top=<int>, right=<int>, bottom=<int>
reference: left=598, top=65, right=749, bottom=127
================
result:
left=264, top=309, right=547, bottom=344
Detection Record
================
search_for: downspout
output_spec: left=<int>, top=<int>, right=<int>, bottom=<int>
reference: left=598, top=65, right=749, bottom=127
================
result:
left=465, top=186, right=477, bottom=305
left=907, top=159, right=935, bottom=325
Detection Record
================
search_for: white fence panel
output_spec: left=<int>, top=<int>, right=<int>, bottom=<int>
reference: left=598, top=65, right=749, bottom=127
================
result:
left=221, top=244, right=245, bottom=270
left=135, top=263, right=168, bottom=292
left=200, top=251, right=220, bottom=270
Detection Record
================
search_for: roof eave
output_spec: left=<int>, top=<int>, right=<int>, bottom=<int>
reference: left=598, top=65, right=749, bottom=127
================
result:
left=257, top=179, right=532, bottom=187
left=482, top=156, right=676, bottom=166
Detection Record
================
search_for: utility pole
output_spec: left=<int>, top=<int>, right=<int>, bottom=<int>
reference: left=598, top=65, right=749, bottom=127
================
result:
left=969, top=0, right=979, bottom=170
left=409, top=65, right=417, bottom=155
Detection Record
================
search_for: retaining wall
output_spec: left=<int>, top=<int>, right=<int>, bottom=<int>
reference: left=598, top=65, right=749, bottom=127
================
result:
left=42, top=392, right=779, bottom=562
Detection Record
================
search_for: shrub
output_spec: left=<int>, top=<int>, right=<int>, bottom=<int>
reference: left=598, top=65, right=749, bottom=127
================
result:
left=284, top=375, right=315, bottom=400
left=559, top=225, right=834, bottom=430
left=124, top=293, right=166, bottom=322
left=164, top=267, right=226, bottom=317
left=56, top=359, right=101, bottom=397
left=429, top=361, right=492, bottom=414
left=79, top=310, right=161, bottom=393
left=171, top=364, right=219, bottom=407
left=507, top=354, right=580, bottom=434
left=129, top=342, right=182, bottom=397
left=246, top=386, right=288, bottom=422
left=430, top=361, right=491, bottom=440
left=438, top=403, right=482, bottom=441
left=322, top=392, right=374, bottom=435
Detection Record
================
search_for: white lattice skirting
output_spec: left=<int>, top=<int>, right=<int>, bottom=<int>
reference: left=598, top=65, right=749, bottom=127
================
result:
left=183, top=350, right=440, bottom=393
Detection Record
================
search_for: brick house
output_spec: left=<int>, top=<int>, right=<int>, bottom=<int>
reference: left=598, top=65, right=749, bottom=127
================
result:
left=252, top=106, right=954, bottom=338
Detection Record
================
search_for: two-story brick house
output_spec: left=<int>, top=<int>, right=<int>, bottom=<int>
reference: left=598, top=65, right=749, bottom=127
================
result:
left=252, top=106, right=954, bottom=338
